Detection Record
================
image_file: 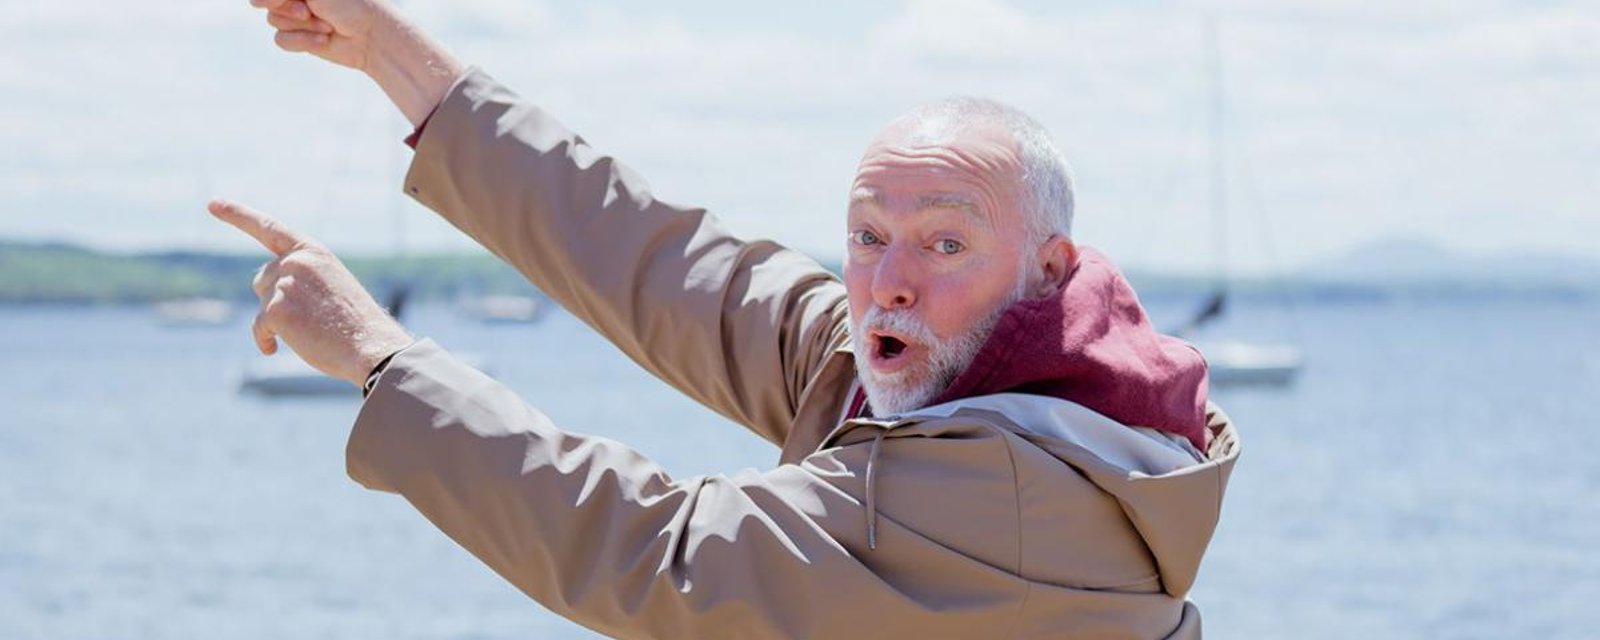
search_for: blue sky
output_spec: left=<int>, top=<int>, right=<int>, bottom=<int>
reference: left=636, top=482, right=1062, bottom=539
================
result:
left=0, top=0, right=1594, bottom=275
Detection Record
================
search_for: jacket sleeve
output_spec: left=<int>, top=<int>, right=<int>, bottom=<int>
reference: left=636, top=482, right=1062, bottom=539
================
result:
left=348, top=340, right=942, bottom=639
left=401, top=68, right=850, bottom=447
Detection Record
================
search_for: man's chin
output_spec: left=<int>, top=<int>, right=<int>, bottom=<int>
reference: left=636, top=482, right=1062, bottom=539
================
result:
left=859, top=375, right=940, bottom=417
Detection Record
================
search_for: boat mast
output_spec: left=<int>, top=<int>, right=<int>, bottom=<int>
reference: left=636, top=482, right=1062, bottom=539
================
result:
left=1206, top=16, right=1230, bottom=297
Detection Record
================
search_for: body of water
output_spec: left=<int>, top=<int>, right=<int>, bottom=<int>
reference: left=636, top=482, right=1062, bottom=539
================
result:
left=2, top=296, right=1597, bottom=638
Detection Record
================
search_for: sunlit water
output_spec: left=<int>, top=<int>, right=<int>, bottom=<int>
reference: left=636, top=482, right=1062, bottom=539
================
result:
left=2, top=297, right=1597, bottom=638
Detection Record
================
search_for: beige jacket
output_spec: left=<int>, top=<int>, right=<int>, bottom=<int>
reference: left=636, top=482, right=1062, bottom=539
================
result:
left=349, top=68, right=1241, bottom=639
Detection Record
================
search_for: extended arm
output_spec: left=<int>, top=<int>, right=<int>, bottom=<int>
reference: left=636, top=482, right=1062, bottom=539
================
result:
left=253, top=0, right=851, bottom=446
left=348, top=339, right=1015, bottom=639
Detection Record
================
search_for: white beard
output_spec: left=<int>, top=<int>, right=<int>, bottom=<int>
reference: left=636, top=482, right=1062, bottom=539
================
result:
left=851, top=300, right=1013, bottom=416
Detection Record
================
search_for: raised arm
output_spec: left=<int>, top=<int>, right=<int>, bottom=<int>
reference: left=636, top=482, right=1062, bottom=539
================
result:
left=400, top=71, right=850, bottom=445
left=253, top=1, right=851, bottom=445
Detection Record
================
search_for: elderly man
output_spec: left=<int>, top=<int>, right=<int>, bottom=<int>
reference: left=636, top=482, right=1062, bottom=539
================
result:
left=219, top=1, right=1240, bottom=638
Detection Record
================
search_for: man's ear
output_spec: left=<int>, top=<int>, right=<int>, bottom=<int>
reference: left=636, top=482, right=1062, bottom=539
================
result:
left=1032, top=235, right=1077, bottom=298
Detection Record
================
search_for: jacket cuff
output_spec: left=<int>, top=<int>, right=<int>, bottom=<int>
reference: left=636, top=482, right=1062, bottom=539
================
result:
left=346, top=337, right=488, bottom=493
left=401, top=111, right=433, bottom=149
left=400, top=66, right=498, bottom=214
left=401, top=66, right=478, bottom=150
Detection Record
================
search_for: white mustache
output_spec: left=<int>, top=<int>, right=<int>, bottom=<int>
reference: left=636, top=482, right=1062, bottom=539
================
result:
left=857, top=306, right=937, bottom=346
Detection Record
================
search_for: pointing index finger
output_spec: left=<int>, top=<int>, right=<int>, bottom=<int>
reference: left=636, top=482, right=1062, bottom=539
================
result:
left=207, top=199, right=310, bottom=256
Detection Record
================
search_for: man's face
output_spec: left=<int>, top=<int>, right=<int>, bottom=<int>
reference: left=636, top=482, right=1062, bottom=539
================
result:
left=844, top=122, right=1033, bottom=414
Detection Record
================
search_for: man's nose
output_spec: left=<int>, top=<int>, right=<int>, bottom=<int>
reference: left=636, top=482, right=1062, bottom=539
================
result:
left=871, top=245, right=917, bottom=309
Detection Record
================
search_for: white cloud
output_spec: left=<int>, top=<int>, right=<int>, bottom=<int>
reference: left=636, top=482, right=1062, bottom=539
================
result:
left=874, top=0, right=1046, bottom=60
left=0, top=0, right=1595, bottom=276
left=410, top=0, right=553, bottom=40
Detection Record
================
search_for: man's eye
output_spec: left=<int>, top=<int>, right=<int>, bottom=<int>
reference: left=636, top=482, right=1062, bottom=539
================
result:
left=853, top=230, right=881, bottom=246
left=934, top=239, right=964, bottom=255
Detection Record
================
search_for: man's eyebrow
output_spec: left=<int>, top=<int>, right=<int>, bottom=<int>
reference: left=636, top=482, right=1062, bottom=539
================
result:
left=917, top=194, right=980, bottom=215
left=849, top=190, right=882, bottom=208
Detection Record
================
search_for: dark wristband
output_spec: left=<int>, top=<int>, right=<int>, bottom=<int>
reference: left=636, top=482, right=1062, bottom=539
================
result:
left=361, top=348, right=406, bottom=398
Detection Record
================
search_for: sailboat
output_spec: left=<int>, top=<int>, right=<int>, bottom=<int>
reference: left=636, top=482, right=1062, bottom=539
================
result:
left=1174, top=18, right=1304, bottom=388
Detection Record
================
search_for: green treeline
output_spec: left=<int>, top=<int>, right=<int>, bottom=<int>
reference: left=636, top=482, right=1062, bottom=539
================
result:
left=0, top=241, right=541, bottom=304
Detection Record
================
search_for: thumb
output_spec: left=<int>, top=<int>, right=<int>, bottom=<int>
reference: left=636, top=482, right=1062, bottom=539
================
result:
left=252, top=309, right=279, bottom=356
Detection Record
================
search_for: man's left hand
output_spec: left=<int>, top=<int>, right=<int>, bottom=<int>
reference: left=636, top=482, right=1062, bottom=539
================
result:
left=208, top=199, right=414, bottom=387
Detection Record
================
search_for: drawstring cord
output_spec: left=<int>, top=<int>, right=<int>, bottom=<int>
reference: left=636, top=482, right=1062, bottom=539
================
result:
left=865, top=427, right=887, bottom=550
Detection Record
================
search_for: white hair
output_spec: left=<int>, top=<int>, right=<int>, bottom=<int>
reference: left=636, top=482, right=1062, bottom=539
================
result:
left=898, top=97, right=1076, bottom=247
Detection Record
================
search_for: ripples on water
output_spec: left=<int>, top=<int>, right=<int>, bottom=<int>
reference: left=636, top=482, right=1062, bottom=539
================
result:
left=1, top=298, right=1596, bottom=639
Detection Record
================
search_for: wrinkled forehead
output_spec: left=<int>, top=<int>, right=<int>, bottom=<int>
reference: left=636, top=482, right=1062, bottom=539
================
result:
left=851, top=120, right=1026, bottom=215
left=863, top=117, right=1019, bottom=167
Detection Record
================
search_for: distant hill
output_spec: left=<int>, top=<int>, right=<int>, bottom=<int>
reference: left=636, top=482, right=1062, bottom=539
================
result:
left=1, top=237, right=1594, bottom=305
left=1298, top=237, right=1600, bottom=295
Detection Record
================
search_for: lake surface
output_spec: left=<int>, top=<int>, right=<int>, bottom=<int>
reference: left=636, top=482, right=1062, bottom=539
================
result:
left=2, top=296, right=1597, bottom=639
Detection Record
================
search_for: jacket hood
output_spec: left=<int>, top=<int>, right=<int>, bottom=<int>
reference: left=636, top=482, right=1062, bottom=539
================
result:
left=931, top=246, right=1211, bottom=451
left=898, top=393, right=1237, bottom=600
left=913, top=246, right=1230, bottom=599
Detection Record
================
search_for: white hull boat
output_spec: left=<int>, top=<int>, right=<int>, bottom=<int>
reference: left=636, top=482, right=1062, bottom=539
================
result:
left=460, top=295, right=543, bottom=324
left=155, top=298, right=234, bottom=327
left=239, top=358, right=354, bottom=397
left=240, top=353, right=491, bottom=398
left=1201, top=341, right=1303, bottom=387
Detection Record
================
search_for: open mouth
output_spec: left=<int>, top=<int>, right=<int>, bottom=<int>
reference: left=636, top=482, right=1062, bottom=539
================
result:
left=869, top=331, right=915, bottom=370
left=877, top=334, right=907, bottom=359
